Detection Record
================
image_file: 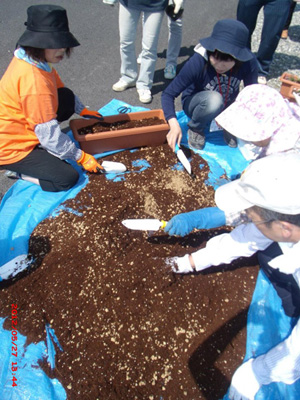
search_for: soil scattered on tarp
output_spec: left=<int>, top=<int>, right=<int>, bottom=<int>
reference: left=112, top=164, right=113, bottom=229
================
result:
left=0, top=144, right=258, bottom=400
left=78, top=117, right=166, bottom=135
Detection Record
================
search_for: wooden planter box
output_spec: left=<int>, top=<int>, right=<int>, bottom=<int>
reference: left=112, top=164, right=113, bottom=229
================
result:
left=279, top=72, right=300, bottom=102
left=70, top=109, right=169, bottom=154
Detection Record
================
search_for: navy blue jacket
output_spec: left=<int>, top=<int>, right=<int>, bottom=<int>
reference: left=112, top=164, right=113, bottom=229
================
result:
left=161, top=50, right=258, bottom=121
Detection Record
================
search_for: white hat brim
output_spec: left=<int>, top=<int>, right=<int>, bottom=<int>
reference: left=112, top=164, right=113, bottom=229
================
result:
left=215, top=179, right=253, bottom=214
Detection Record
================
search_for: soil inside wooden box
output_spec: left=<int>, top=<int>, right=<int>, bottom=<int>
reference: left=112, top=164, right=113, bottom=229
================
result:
left=78, top=117, right=166, bottom=135
left=0, top=144, right=259, bottom=400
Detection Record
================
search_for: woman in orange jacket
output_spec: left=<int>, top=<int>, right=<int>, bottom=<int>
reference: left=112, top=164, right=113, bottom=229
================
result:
left=0, top=5, right=103, bottom=192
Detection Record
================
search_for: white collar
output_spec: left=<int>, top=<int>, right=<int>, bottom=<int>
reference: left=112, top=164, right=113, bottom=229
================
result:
left=194, top=44, right=208, bottom=61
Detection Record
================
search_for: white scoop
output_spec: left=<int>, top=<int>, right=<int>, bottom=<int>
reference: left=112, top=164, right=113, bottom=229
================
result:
left=101, top=161, right=127, bottom=173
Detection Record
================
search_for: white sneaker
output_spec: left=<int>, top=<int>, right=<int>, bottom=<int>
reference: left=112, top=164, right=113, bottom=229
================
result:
left=137, top=52, right=142, bottom=64
left=137, top=89, right=152, bottom=104
left=257, top=76, right=267, bottom=85
left=164, top=65, right=176, bottom=80
left=103, top=0, right=118, bottom=5
left=112, top=79, right=136, bottom=92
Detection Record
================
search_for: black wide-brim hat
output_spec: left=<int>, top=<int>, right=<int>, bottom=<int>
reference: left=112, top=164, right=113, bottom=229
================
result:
left=200, top=19, right=252, bottom=62
left=17, top=4, right=80, bottom=49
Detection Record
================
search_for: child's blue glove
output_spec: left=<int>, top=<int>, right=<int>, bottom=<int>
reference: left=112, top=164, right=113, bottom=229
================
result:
left=164, top=207, right=226, bottom=236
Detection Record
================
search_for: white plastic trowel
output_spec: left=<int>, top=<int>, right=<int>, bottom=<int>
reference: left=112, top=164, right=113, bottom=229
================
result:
left=100, top=160, right=127, bottom=174
left=122, top=219, right=167, bottom=231
left=175, top=144, right=194, bottom=178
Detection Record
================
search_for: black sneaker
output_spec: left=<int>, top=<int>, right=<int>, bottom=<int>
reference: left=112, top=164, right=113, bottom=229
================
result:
left=223, top=130, right=237, bottom=148
left=188, top=129, right=205, bottom=150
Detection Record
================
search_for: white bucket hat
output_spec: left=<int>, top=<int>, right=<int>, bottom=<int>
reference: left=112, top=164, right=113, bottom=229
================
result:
left=215, top=84, right=300, bottom=143
left=215, top=151, right=300, bottom=215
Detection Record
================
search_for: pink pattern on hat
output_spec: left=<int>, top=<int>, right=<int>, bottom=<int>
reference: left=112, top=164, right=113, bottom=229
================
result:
left=215, top=84, right=300, bottom=156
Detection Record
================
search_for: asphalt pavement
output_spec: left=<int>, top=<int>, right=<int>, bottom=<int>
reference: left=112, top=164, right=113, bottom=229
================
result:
left=0, top=0, right=239, bottom=200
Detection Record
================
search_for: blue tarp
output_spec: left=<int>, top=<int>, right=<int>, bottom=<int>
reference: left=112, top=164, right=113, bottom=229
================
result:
left=0, top=99, right=298, bottom=399
left=244, top=271, right=300, bottom=399
left=0, top=317, right=66, bottom=400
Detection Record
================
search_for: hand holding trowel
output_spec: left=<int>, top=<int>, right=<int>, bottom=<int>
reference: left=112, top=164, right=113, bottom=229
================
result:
left=174, top=144, right=195, bottom=178
left=78, top=154, right=127, bottom=174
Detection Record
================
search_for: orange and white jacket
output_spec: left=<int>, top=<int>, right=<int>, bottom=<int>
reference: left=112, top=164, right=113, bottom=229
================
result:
left=0, top=56, right=82, bottom=165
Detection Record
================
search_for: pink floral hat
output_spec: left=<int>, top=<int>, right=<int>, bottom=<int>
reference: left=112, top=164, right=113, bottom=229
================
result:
left=215, top=84, right=300, bottom=143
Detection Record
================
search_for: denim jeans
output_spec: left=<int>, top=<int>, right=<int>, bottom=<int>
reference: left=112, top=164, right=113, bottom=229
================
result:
left=166, top=16, right=183, bottom=67
left=119, top=3, right=164, bottom=90
left=237, top=0, right=291, bottom=76
left=183, top=91, right=224, bottom=133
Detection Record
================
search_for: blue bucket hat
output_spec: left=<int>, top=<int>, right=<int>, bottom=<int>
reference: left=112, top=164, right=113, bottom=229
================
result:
left=200, top=19, right=252, bottom=62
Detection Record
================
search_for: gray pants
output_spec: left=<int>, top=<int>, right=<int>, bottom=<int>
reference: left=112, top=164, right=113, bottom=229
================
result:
left=119, top=3, right=165, bottom=90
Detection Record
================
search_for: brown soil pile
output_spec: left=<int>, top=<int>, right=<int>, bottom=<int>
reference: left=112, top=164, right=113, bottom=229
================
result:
left=0, top=144, right=258, bottom=400
left=78, top=117, right=166, bottom=135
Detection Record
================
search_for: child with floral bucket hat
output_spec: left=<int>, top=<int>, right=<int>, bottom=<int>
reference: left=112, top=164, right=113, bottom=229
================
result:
left=215, top=83, right=300, bottom=161
left=167, top=151, right=300, bottom=399
left=0, top=5, right=104, bottom=192
left=161, top=18, right=258, bottom=151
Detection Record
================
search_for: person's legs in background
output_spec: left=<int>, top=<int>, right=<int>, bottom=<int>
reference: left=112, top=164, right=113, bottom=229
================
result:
left=164, top=16, right=183, bottom=80
left=136, top=13, right=145, bottom=65
left=137, top=8, right=183, bottom=81
left=281, top=0, right=297, bottom=38
left=256, top=0, right=291, bottom=78
left=237, top=0, right=291, bottom=82
left=183, top=91, right=224, bottom=150
left=137, top=9, right=165, bottom=103
left=113, top=3, right=140, bottom=92
left=237, top=0, right=265, bottom=83
left=237, top=0, right=263, bottom=48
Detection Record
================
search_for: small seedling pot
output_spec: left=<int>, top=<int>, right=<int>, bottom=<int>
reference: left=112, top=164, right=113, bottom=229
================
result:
left=70, top=109, right=169, bottom=154
left=279, top=72, right=300, bottom=102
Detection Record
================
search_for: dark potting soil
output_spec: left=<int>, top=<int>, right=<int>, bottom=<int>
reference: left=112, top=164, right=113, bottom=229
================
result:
left=78, top=117, right=166, bottom=135
left=0, top=144, right=259, bottom=400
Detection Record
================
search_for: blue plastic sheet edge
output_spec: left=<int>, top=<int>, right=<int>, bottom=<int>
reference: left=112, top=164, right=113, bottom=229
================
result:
left=0, top=99, right=298, bottom=399
left=0, top=317, right=67, bottom=400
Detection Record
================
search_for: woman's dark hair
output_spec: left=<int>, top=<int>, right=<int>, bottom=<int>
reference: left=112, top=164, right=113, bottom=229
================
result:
left=22, top=47, right=72, bottom=62
left=207, top=50, right=242, bottom=71
left=251, top=206, right=300, bottom=227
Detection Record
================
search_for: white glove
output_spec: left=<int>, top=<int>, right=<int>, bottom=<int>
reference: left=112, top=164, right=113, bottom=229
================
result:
left=229, top=359, right=262, bottom=400
left=166, top=254, right=194, bottom=274
left=173, top=0, right=184, bottom=14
